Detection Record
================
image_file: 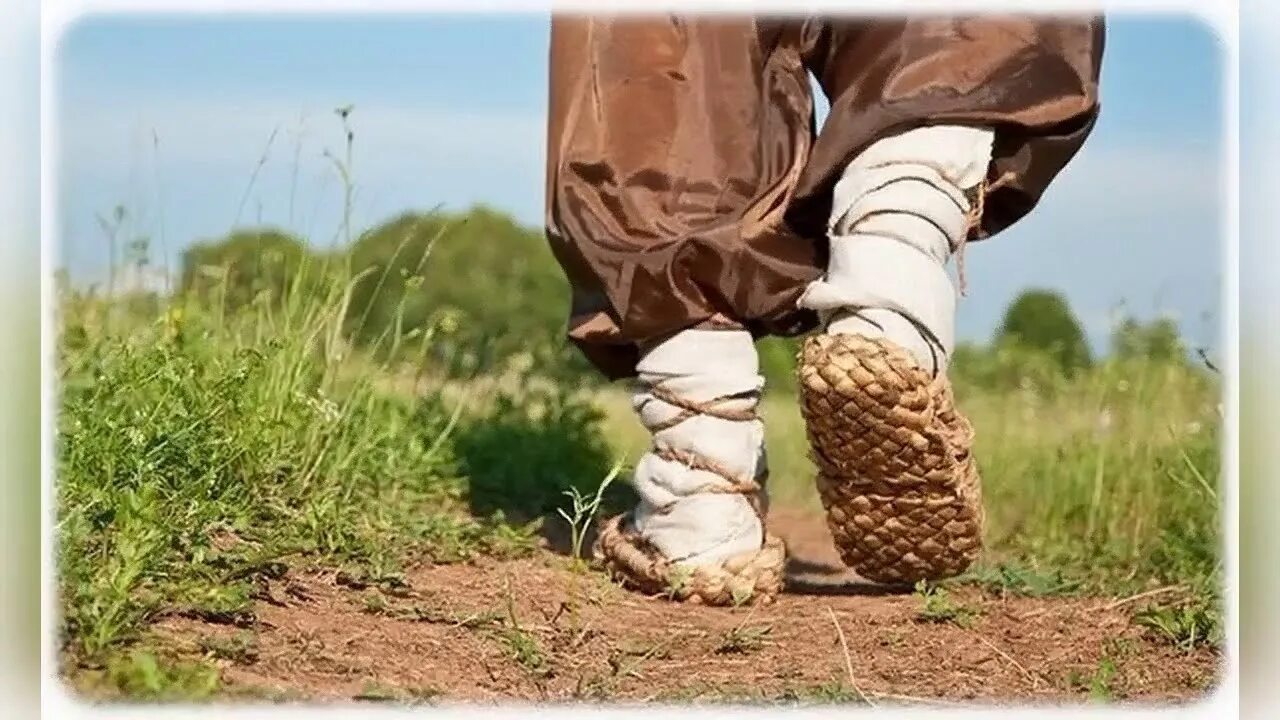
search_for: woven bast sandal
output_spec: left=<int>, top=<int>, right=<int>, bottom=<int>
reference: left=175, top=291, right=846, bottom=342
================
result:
left=593, top=382, right=786, bottom=606
left=797, top=333, right=984, bottom=583
left=594, top=513, right=786, bottom=605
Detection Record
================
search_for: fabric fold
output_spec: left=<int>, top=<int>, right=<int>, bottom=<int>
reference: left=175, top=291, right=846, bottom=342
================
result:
left=546, top=15, right=1104, bottom=378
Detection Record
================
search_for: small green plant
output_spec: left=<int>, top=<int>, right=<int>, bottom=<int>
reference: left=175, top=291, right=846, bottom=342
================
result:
left=778, top=681, right=867, bottom=704
left=479, top=514, right=543, bottom=559
left=716, top=624, right=772, bottom=655
left=500, top=626, right=548, bottom=675
left=495, top=578, right=549, bottom=676
left=914, top=581, right=979, bottom=628
left=353, top=681, right=402, bottom=702
left=1091, top=658, right=1118, bottom=700
left=102, top=652, right=220, bottom=701
left=196, top=631, right=259, bottom=664
left=556, top=459, right=625, bottom=566
left=407, top=602, right=504, bottom=630
left=361, top=592, right=389, bottom=616
left=553, top=460, right=622, bottom=663
left=956, top=562, right=1082, bottom=597
left=1068, top=657, right=1117, bottom=701
left=1133, top=601, right=1222, bottom=651
left=664, top=565, right=693, bottom=600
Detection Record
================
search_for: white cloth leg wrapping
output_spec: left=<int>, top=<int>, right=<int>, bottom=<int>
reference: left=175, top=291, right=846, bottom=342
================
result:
left=797, top=125, right=995, bottom=375
left=629, top=329, right=765, bottom=568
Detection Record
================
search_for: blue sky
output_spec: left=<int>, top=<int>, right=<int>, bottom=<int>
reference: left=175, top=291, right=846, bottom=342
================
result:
left=56, top=13, right=1224, bottom=354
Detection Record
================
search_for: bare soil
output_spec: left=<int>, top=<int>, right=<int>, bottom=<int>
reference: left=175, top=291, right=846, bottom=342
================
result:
left=151, top=508, right=1221, bottom=706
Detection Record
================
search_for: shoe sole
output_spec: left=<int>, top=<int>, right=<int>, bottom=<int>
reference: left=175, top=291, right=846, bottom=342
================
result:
left=798, top=333, right=983, bottom=583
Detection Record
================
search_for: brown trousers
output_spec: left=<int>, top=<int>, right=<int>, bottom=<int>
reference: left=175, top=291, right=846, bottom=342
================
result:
left=544, top=15, right=1104, bottom=379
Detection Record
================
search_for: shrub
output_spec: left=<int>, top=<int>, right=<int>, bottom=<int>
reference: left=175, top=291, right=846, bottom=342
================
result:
left=994, top=288, right=1092, bottom=373
left=1111, top=315, right=1186, bottom=362
left=179, top=228, right=316, bottom=310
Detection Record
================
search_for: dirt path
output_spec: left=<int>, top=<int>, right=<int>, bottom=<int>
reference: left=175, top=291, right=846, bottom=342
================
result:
left=155, top=509, right=1220, bottom=705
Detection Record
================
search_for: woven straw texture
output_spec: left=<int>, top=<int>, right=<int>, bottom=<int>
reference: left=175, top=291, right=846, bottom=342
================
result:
left=798, top=333, right=984, bottom=583
left=594, top=514, right=786, bottom=606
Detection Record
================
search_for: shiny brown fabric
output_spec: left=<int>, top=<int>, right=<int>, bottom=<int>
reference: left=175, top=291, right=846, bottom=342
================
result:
left=545, top=15, right=1104, bottom=379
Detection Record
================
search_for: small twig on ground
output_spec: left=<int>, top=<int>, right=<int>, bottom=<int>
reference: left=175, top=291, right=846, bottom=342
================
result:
left=974, top=634, right=1039, bottom=689
left=1098, top=585, right=1185, bottom=612
left=1017, top=607, right=1051, bottom=621
left=866, top=691, right=964, bottom=707
left=826, top=607, right=875, bottom=707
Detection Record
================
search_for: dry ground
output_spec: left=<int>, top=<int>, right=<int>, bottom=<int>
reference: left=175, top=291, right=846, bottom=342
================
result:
left=146, top=507, right=1220, bottom=706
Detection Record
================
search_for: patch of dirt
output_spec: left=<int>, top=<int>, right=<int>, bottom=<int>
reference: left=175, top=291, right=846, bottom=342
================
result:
left=151, top=508, right=1221, bottom=705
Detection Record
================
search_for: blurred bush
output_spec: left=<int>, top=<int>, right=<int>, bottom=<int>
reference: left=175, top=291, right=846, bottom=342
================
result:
left=757, top=336, right=801, bottom=394
left=994, top=288, right=1093, bottom=373
left=180, top=228, right=315, bottom=309
left=177, top=207, right=599, bottom=384
left=1111, top=315, right=1185, bottom=362
left=345, top=207, right=586, bottom=377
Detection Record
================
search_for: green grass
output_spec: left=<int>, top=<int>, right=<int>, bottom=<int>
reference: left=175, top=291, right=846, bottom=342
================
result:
left=958, top=354, right=1221, bottom=599
left=1133, top=600, right=1224, bottom=651
left=54, top=264, right=609, bottom=684
left=951, top=562, right=1083, bottom=598
left=499, top=625, right=549, bottom=676
left=68, top=651, right=222, bottom=702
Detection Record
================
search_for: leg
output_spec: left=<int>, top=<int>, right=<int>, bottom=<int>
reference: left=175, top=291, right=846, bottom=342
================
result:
left=802, top=123, right=995, bottom=375
left=595, top=326, right=785, bottom=604
left=545, top=16, right=805, bottom=603
left=792, top=15, right=1103, bottom=582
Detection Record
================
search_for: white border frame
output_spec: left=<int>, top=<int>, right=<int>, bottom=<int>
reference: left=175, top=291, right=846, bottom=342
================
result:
left=39, top=1, right=1240, bottom=718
